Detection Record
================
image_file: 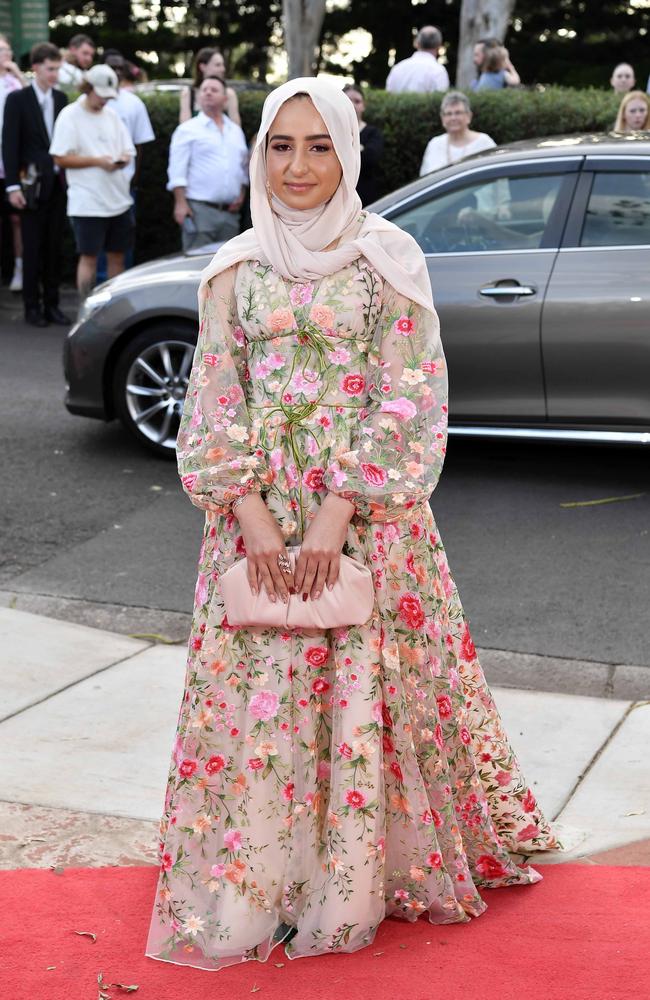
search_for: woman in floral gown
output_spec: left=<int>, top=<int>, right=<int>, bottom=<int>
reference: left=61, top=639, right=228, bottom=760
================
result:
left=146, top=78, right=559, bottom=971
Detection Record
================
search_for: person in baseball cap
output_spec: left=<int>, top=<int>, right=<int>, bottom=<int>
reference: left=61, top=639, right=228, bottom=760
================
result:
left=49, top=60, right=135, bottom=297
left=83, top=62, right=119, bottom=99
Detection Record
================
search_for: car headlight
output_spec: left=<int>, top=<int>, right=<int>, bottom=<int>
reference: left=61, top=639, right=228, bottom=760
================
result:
left=77, top=289, right=113, bottom=324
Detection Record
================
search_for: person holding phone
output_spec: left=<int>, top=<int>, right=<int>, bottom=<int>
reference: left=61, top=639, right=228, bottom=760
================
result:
left=49, top=64, right=135, bottom=297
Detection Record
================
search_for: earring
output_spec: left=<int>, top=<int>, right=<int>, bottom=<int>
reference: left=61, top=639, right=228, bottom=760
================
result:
left=266, top=181, right=273, bottom=207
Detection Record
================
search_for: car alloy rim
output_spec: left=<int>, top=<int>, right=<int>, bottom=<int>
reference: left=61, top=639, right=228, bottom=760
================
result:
left=124, top=339, right=194, bottom=447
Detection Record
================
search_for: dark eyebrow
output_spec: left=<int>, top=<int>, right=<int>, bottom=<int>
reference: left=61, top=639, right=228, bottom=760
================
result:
left=268, top=133, right=332, bottom=142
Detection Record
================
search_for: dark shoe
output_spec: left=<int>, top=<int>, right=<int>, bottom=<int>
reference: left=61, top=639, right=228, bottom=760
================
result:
left=25, top=309, right=49, bottom=328
left=43, top=306, right=72, bottom=325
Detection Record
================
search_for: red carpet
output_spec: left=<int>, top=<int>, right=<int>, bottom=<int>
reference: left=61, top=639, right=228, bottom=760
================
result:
left=1, top=863, right=646, bottom=1000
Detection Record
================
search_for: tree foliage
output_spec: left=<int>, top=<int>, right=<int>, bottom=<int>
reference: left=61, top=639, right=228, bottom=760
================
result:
left=48, top=0, right=650, bottom=89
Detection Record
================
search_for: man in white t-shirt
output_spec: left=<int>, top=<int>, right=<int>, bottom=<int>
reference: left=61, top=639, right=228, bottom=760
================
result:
left=50, top=64, right=135, bottom=297
left=386, top=26, right=449, bottom=94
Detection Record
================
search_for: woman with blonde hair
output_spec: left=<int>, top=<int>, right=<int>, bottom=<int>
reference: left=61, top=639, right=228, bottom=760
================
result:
left=614, top=90, right=650, bottom=131
left=179, top=46, right=241, bottom=126
left=146, top=77, right=559, bottom=972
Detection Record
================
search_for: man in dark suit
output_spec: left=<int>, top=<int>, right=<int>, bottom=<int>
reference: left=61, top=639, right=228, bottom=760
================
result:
left=2, top=42, right=70, bottom=327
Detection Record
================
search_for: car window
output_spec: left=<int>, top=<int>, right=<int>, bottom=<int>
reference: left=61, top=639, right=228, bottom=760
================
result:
left=581, top=171, right=650, bottom=247
left=390, top=173, right=565, bottom=254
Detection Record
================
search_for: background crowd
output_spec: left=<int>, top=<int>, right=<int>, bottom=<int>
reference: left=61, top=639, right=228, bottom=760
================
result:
left=1, top=23, right=649, bottom=325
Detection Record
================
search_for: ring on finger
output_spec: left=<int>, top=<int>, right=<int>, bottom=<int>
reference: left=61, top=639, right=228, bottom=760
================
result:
left=277, top=553, right=291, bottom=574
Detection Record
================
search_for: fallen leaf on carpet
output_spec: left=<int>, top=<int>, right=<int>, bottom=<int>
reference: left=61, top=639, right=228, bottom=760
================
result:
left=46, top=966, right=56, bottom=970
left=74, top=930, right=97, bottom=942
left=110, top=987, right=139, bottom=994
left=251, top=986, right=261, bottom=993
left=560, top=493, right=644, bottom=509
left=373, top=951, right=384, bottom=956
left=274, top=962, right=284, bottom=967
left=624, top=810, right=645, bottom=817
left=399, top=943, right=407, bottom=949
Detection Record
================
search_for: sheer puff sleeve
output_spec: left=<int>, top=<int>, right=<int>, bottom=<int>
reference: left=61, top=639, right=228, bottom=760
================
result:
left=177, top=266, right=271, bottom=512
left=324, top=284, right=448, bottom=522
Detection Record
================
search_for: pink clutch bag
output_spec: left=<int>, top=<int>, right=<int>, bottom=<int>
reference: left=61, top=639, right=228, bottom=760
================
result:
left=219, top=546, right=375, bottom=629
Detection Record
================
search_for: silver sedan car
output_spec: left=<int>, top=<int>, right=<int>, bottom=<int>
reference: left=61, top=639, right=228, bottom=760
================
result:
left=64, top=133, right=650, bottom=456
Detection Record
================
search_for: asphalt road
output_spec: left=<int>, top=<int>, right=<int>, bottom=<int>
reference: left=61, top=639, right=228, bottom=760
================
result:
left=1, top=289, right=649, bottom=667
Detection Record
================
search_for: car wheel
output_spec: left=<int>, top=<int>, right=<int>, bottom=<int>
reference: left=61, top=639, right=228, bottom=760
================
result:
left=113, top=323, right=196, bottom=458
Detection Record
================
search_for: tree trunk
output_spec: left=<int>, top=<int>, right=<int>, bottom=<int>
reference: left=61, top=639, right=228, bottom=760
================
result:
left=456, top=0, right=517, bottom=89
left=282, top=0, right=327, bottom=79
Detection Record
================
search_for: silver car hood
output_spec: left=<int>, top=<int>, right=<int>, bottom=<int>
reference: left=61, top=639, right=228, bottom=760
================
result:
left=96, top=245, right=220, bottom=294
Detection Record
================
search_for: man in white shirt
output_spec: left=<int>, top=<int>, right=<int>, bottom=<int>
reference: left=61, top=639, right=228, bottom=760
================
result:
left=386, top=26, right=450, bottom=94
left=167, top=75, right=248, bottom=251
left=57, top=33, right=95, bottom=89
left=50, top=64, right=135, bottom=298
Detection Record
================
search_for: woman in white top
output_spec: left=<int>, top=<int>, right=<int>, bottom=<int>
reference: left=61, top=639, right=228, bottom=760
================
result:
left=420, top=91, right=495, bottom=176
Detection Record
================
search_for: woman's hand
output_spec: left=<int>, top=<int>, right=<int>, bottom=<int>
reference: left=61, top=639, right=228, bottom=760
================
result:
left=294, top=493, right=355, bottom=600
left=234, top=494, right=294, bottom=603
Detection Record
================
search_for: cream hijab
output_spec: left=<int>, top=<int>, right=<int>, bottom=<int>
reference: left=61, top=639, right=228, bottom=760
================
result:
left=199, top=76, right=435, bottom=315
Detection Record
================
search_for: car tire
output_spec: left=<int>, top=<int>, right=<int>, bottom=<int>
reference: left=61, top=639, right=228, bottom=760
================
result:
left=113, top=323, right=196, bottom=459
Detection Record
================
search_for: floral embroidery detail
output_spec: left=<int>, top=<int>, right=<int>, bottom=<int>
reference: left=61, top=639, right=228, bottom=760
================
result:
left=149, top=259, right=558, bottom=973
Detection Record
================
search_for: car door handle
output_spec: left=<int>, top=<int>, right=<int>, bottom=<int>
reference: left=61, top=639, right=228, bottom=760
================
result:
left=479, top=284, right=537, bottom=298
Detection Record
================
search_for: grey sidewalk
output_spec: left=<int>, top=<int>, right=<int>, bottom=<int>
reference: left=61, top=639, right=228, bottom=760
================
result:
left=1, top=606, right=649, bottom=871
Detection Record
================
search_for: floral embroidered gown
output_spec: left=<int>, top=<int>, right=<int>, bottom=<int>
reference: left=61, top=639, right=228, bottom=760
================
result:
left=146, top=251, right=559, bottom=970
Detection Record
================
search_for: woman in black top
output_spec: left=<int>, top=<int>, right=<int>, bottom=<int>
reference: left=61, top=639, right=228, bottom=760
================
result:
left=343, top=84, right=384, bottom=205
left=179, top=47, right=241, bottom=126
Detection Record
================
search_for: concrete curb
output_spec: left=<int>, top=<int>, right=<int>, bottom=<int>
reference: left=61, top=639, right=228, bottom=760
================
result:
left=1, top=590, right=648, bottom=700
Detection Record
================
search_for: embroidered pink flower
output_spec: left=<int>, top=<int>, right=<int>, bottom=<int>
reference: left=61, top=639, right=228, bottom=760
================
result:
left=267, top=307, right=295, bottom=333
left=205, top=754, right=226, bottom=775
left=436, top=694, right=452, bottom=719
left=394, top=315, right=415, bottom=337
left=247, top=757, right=264, bottom=771
left=340, top=373, right=366, bottom=396
left=289, top=282, right=314, bottom=306
left=476, top=854, right=508, bottom=878
left=517, top=823, right=541, bottom=842
left=202, top=352, right=220, bottom=366
left=459, top=725, right=472, bottom=746
left=210, top=863, right=226, bottom=878
left=427, top=851, right=443, bottom=869
left=179, top=758, right=198, bottom=778
left=361, top=462, right=388, bottom=488
left=305, top=645, right=329, bottom=668
left=309, top=303, right=335, bottom=328
left=460, top=624, right=477, bottom=661
left=303, top=466, right=325, bottom=492
left=223, top=829, right=243, bottom=851
left=248, top=689, right=280, bottom=721
left=345, top=789, right=366, bottom=809
left=181, top=473, right=198, bottom=492
left=161, top=852, right=173, bottom=871
left=337, top=742, right=353, bottom=759
left=283, top=782, right=295, bottom=801
left=312, top=677, right=331, bottom=695
left=522, top=789, right=537, bottom=813
left=380, top=397, right=418, bottom=421
left=397, top=592, right=425, bottom=629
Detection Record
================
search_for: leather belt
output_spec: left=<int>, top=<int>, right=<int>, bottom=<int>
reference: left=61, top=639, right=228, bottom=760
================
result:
left=191, top=199, right=231, bottom=211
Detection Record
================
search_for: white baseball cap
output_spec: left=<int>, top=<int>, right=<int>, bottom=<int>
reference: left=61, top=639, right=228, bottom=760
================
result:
left=84, top=64, right=119, bottom=99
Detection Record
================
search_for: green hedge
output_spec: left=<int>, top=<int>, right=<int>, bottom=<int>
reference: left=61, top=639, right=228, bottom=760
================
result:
left=130, top=86, right=621, bottom=265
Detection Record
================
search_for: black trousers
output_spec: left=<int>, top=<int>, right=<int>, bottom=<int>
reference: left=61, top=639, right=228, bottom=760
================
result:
left=20, top=183, right=67, bottom=313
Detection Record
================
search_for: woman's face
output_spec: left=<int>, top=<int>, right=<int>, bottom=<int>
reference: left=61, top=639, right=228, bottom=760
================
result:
left=473, top=43, right=485, bottom=69
left=441, top=102, right=471, bottom=135
left=203, top=52, right=226, bottom=77
left=266, top=97, right=343, bottom=210
left=623, top=98, right=649, bottom=130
